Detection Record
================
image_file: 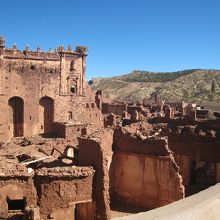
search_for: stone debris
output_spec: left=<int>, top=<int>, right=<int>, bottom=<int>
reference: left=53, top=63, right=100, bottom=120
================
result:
left=0, top=36, right=219, bottom=220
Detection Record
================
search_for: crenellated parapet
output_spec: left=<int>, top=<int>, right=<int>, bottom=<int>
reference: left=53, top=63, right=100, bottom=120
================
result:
left=0, top=36, right=87, bottom=62
left=3, top=49, right=60, bottom=61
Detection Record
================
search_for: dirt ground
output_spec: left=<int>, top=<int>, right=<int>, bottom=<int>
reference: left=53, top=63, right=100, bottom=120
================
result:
left=110, top=201, right=148, bottom=219
left=112, top=183, right=220, bottom=220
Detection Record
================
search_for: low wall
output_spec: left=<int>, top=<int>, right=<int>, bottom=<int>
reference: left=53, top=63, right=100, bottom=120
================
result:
left=102, top=103, right=127, bottom=116
left=53, top=122, right=86, bottom=139
left=35, top=166, right=95, bottom=220
left=0, top=177, right=36, bottom=212
left=112, top=152, right=184, bottom=209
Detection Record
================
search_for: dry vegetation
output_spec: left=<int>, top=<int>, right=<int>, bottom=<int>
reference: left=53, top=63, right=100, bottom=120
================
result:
left=91, top=69, right=220, bottom=109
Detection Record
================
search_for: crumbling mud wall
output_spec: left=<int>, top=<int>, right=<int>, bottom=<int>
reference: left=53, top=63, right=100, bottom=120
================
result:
left=164, top=121, right=220, bottom=187
left=111, top=126, right=184, bottom=209
left=0, top=178, right=37, bottom=216
left=78, top=129, right=114, bottom=220
left=112, top=153, right=183, bottom=209
left=102, top=102, right=127, bottom=116
left=0, top=163, right=37, bottom=219
left=52, top=122, right=87, bottom=139
left=35, top=166, right=95, bottom=220
left=168, top=124, right=220, bottom=162
left=147, top=117, right=220, bottom=188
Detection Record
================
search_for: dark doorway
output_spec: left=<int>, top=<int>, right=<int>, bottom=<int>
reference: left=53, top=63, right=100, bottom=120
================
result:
left=189, top=160, right=197, bottom=184
left=205, top=162, right=216, bottom=185
left=187, top=160, right=216, bottom=196
left=7, top=198, right=26, bottom=211
left=190, top=160, right=216, bottom=185
left=39, top=97, right=54, bottom=134
left=8, top=97, right=24, bottom=137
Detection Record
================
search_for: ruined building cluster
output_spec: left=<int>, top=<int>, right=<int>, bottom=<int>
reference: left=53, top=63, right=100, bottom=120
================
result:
left=0, top=36, right=219, bottom=220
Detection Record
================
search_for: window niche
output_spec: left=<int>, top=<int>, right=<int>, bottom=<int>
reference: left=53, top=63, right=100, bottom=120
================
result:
left=67, top=77, right=77, bottom=94
left=70, top=81, right=77, bottom=94
left=7, top=197, right=26, bottom=211
left=91, top=103, right=95, bottom=108
left=70, top=60, right=75, bottom=71
left=68, top=111, right=73, bottom=120
left=70, top=85, right=76, bottom=94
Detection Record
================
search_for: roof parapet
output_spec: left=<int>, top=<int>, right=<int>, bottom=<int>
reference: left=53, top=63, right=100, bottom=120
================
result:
left=75, top=45, right=88, bottom=54
left=0, top=36, right=88, bottom=59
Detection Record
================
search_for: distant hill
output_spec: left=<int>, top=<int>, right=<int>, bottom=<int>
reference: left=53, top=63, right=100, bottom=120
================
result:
left=116, top=69, right=200, bottom=83
left=91, top=69, right=220, bottom=106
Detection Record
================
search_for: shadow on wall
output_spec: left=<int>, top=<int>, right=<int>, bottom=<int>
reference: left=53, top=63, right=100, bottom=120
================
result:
left=39, top=96, right=54, bottom=135
left=8, top=96, right=24, bottom=138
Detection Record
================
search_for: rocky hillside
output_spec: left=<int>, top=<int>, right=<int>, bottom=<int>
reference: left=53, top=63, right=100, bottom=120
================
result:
left=91, top=69, right=220, bottom=105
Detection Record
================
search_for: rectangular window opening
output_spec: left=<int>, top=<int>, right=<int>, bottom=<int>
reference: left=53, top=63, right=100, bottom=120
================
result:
left=7, top=198, right=26, bottom=211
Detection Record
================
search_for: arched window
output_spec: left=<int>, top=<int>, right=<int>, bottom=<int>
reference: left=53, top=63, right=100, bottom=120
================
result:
left=70, top=60, right=75, bottom=71
left=70, top=85, right=76, bottom=93
left=70, top=80, right=77, bottom=94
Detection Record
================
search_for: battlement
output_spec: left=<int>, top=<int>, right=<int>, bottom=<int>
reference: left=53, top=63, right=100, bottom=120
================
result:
left=0, top=36, right=87, bottom=61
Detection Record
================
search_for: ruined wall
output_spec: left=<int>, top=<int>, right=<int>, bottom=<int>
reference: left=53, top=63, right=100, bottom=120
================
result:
left=0, top=159, right=37, bottom=218
left=102, top=103, right=127, bottom=116
left=2, top=57, right=60, bottom=138
left=152, top=120, right=220, bottom=187
left=111, top=126, right=184, bottom=210
left=83, top=85, right=104, bottom=130
left=174, top=155, right=191, bottom=186
left=52, top=122, right=87, bottom=138
left=0, top=44, right=103, bottom=141
left=78, top=129, right=114, bottom=220
left=127, top=105, right=143, bottom=115
left=0, top=177, right=37, bottom=213
left=35, top=166, right=95, bottom=220
left=112, top=153, right=184, bottom=209
left=168, top=136, right=220, bottom=163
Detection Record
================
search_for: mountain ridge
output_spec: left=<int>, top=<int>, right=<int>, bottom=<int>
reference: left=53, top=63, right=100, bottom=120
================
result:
left=91, top=69, right=220, bottom=105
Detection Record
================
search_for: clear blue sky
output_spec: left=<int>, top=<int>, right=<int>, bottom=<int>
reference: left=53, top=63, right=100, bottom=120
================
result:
left=1, top=0, right=220, bottom=79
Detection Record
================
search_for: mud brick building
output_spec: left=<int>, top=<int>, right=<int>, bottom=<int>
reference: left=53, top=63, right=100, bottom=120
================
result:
left=0, top=36, right=103, bottom=141
left=0, top=36, right=219, bottom=220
